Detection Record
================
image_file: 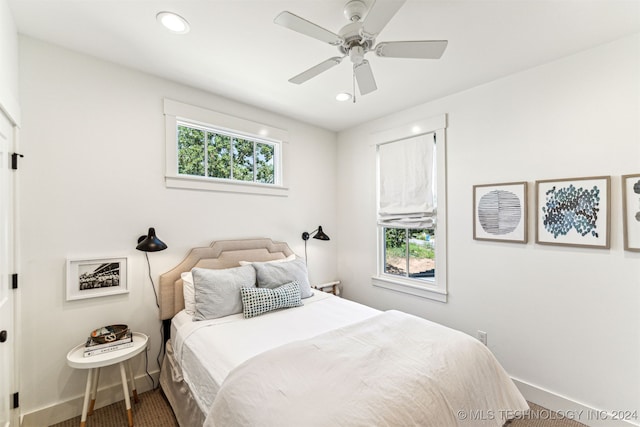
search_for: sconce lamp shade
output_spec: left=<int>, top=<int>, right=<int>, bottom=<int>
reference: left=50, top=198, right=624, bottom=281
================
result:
left=136, top=227, right=168, bottom=252
left=313, top=226, right=330, bottom=240
left=301, top=225, right=330, bottom=241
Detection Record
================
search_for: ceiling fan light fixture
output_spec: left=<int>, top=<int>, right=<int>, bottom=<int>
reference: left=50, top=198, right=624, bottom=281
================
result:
left=336, top=92, right=352, bottom=102
left=156, top=11, right=190, bottom=34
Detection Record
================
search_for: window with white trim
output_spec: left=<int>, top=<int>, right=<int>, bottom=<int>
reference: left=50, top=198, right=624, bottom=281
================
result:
left=372, top=116, right=447, bottom=302
left=164, top=99, right=288, bottom=196
left=177, top=122, right=277, bottom=184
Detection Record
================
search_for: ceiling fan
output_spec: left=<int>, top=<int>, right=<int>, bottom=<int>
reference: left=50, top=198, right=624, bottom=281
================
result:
left=274, top=0, right=448, bottom=97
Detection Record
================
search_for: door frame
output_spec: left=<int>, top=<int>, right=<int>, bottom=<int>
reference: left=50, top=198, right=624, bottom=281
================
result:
left=0, top=105, right=20, bottom=427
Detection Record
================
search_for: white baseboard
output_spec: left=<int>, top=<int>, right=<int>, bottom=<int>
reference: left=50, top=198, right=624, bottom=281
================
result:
left=512, top=377, right=639, bottom=427
left=20, top=371, right=159, bottom=427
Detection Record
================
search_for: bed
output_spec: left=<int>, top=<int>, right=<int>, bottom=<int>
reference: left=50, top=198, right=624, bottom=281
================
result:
left=158, top=238, right=528, bottom=426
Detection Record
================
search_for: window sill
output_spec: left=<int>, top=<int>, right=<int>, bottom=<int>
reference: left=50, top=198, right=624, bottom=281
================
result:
left=165, top=175, right=289, bottom=197
left=371, top=275, right=447, bottom=303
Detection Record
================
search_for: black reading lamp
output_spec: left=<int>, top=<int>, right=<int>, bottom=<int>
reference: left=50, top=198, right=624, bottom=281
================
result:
left=136, top=227, right=168, bottom=253
left=136, top=227, right=167, bottom=308
left=136, top=227, right=168, bottom=388
left=301, top=225, right=330, bottom=264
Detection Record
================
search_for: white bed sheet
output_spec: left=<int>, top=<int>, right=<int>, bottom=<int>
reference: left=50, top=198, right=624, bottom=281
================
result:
left=171, top=291, right=380, bottom=414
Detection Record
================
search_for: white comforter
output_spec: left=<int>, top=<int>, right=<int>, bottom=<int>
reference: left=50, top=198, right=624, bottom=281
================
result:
left=173, top=292, right=381, bottom=413
left=205, top=310, right=528, bottom=427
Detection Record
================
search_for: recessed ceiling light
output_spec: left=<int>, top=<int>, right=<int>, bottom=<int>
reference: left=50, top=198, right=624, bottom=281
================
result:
left=156, top=11, right=190, bottom=34
left=336, top=92, right=352, bottom=102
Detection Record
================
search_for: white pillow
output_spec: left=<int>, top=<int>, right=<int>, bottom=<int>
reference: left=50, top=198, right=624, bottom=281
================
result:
left=181, top=271, right=196, bottom=315
left=238, top=254, right=296, bottom=266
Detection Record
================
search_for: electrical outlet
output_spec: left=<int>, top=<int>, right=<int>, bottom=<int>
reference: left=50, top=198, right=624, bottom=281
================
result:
left=477, top=330, right=487, bottom=346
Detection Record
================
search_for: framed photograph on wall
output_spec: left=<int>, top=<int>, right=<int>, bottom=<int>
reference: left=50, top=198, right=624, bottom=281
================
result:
left=536, top=176, right=610, bottom=249
left=622, top=173, right=640, bottom=252
left=66, top=257, right=129, bottom=301
left=473, top=181, right=528, bottom=243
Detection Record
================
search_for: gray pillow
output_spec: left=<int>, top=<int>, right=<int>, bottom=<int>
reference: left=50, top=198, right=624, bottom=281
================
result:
left=192, top=265, right=256, bottom=321
left=253, top=257, right=313, bottom=299
left=240, top=281, right=303, bottom=319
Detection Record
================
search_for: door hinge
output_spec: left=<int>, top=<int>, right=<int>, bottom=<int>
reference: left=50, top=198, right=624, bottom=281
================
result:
left=11, top=392, right=18, bottom=409
left=11, top=153, right=23, bottom=170
left=11, top=273, right=18, bottom=289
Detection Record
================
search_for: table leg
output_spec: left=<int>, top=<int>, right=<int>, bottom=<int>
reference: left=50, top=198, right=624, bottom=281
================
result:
left=80, top=369, right=93, bottom=427
left=126, top=360, right=139, bottom=403
left=88, top=368, right=100, bottom=415
left=119, top=362, right=133, bottom=427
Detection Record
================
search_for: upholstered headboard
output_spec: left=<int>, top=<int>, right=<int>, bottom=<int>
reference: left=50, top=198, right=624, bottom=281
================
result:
left=158, top=238, right=295, bottom=321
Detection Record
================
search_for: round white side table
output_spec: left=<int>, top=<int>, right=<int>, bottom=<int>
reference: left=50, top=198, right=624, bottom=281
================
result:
left=66, top=332, right=148, bottom=427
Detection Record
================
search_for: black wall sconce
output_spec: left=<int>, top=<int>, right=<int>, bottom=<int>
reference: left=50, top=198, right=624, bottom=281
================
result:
left=136, top=227, right=167, bottom=308
left=301, top=225, right=330, bottom=264
left=136, top=227, right=168, bottom=252
left=136, top=227, right=167, bottom=387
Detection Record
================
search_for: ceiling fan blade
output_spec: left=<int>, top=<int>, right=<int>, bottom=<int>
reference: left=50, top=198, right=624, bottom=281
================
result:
left=375, top=40, right=448, bottom=59
left=289, top=57, right=343, bottom=84
left=354, top=60, right=377, bottom=95
left=361, top=0, right=406, bottom=39
left=274, top=11, right=342, bottom=46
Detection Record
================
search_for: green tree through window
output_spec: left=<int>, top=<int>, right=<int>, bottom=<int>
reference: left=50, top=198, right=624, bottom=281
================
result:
left=384, top=228, right=435, bottom=278
left=177, top=126, right=205, bottom=176
left=177, top=123, right=276, bottom=185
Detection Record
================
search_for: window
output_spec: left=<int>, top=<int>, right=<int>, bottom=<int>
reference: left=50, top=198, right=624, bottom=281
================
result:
left=177, top=123, right=276, bottom=184
left=164, top=99, right=288, bottom=196
left=384, top=228, right=435, bottom=278
left=372, top=115, right=447, bottom=302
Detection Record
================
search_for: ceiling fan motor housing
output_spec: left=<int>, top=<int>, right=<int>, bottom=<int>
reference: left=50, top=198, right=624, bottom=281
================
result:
left=338, top=22, right=374, bottom=62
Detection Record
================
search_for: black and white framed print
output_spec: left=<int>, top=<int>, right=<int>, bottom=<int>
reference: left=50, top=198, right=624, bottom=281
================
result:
left=622, top=173, right=640, bottom=252
left=536, top=176, right=610, bottom=249
left=473, top=181, right=527, bottom=243
left=66, top=257, right=128, bottom=300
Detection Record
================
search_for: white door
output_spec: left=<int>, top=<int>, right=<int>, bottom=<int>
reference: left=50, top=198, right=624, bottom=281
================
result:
left=0, top=111, right=15, bottom=427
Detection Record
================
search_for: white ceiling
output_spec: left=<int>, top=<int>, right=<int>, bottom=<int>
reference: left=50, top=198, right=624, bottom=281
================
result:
left=8, top=0, right=640, bottom=131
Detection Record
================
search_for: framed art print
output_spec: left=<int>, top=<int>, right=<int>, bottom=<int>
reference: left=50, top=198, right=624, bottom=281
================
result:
left=66, top=257, right=129, bottom=300
left=622, top=173, right=640, bottom=252
left=473, top=181, right=527, bottom=243
left=535, top=176, right=610, bottom=249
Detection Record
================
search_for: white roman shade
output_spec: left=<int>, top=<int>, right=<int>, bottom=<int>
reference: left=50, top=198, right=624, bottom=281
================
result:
left=377, top=133, right=436, bottom=228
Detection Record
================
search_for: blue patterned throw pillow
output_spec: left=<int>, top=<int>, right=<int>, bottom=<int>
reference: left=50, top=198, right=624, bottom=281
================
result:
left=240, top=281, right=303, bottom=319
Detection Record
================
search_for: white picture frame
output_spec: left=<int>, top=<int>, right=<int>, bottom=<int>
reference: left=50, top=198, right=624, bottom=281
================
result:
left=66, top=257, right=129, bottom=301
left=473, top=181, right=528, bottom=243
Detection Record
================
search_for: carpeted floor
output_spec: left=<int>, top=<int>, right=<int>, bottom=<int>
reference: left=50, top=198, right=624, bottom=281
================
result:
left=510, top=403, right=587, bottom=427
left=49, top=389, right=178, bottom=427
left=50, top=390, right=587, bottom=427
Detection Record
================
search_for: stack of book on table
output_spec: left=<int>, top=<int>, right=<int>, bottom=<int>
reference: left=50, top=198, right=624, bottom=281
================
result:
left=84, top=330, right=133, bottom=357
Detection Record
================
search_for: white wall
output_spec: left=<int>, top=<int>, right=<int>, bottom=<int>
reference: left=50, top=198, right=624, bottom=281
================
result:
left=0, top=0, right=20, bottom=123
left=18, top=36, right=338, bottom=422
left=337, top=33, right=640, bottom=420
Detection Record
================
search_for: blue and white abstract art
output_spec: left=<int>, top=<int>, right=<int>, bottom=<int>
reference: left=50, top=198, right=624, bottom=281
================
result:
left=536, top=176, right=610, bottom=248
